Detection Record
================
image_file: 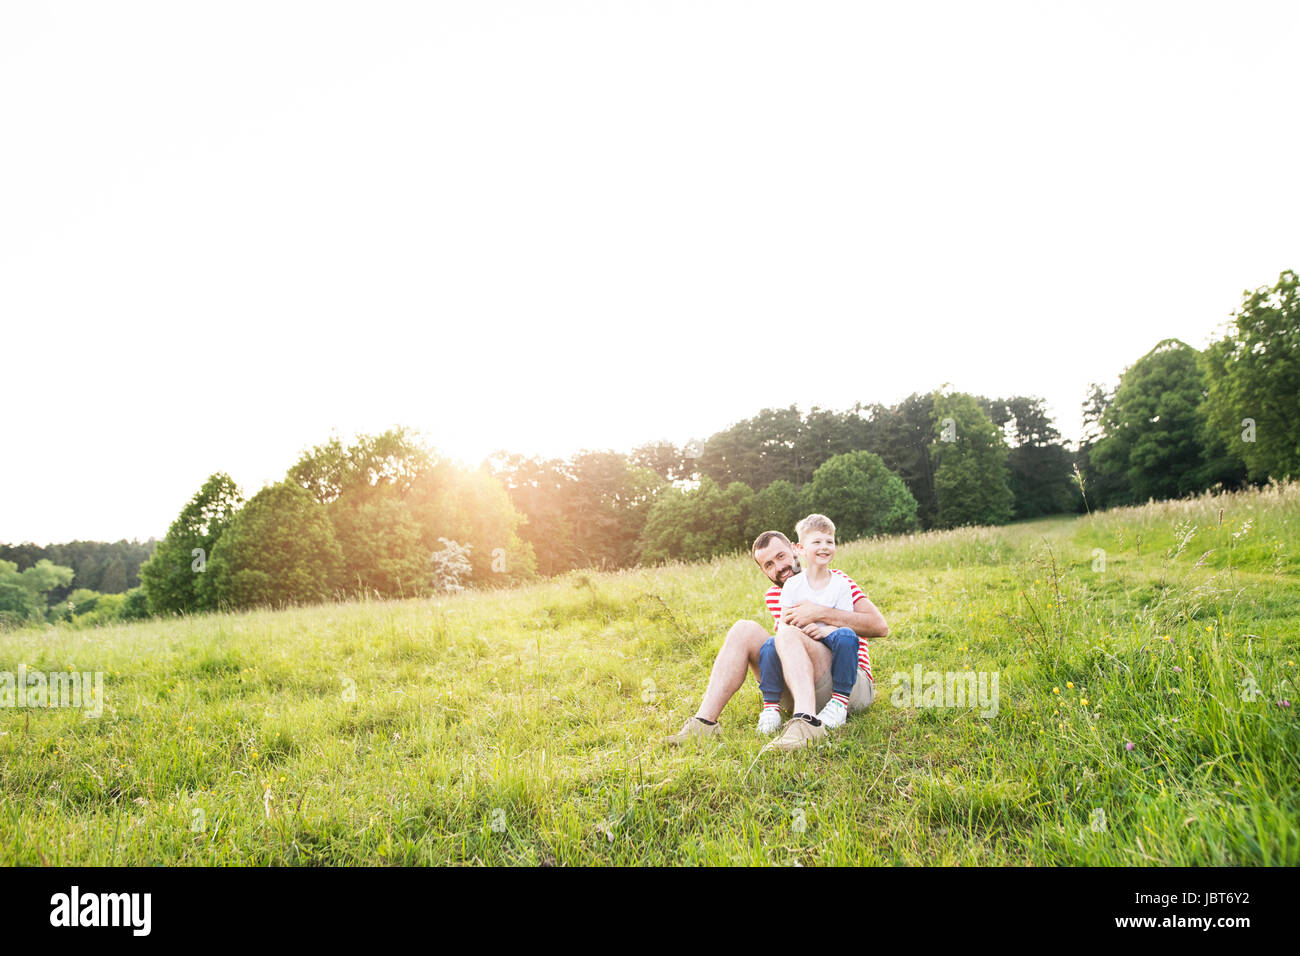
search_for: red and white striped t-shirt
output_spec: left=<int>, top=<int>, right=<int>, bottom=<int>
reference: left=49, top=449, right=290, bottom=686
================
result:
left=764, top=567, right=873, bottom=681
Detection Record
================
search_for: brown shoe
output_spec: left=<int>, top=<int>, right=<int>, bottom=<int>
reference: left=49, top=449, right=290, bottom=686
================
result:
left=762, top=716, right=826, bottom=753
left=666, top=716, right=721, bottom=745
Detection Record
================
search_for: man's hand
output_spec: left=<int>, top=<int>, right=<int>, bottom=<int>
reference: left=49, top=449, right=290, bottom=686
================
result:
left=783, top=602, right=832, bottom=629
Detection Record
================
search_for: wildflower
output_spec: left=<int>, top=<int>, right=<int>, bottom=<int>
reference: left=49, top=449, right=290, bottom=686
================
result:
left=1125, top=742, right=1135, bottom=751
left=1053, top=687, right=1060, bottom=695
left=1279, top=700, right=1292, bottom=709
left=1172, top=666, right=1182, bottom=673
left=1066, top=682, right=1074, bottom=689
left=1288, top=661, right=1296, bottom=668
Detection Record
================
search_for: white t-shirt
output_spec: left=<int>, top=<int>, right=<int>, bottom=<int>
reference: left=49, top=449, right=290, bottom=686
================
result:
left=778, top=570, right=857, bottom=621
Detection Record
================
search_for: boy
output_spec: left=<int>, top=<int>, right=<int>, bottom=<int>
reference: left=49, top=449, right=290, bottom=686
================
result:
left=756, top=513, right=873, bottom=735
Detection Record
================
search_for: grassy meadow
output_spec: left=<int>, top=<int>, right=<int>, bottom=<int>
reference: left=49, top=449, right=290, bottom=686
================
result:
left=2, top=483, right=1298, bottom=865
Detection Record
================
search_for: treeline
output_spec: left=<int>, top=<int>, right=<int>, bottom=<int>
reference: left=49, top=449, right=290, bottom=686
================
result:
left=0, top=539, right=156, bottom=600
left=134, top=431, right=537, bottom=618
left=3, top=268, right=1293, bottom=628
left=491, top=390, right=1076, bottom=569
left=0, top=540, right=156, bottom=630
left=493, top=268, right=1297, bottom=566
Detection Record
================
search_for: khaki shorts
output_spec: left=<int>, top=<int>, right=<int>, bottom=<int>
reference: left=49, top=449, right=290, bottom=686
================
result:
left=779, top=667, right=875, bottom=716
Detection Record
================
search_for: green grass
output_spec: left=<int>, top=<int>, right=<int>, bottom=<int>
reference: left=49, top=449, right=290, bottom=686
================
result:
left=2, top=483, right=1298, bottom=865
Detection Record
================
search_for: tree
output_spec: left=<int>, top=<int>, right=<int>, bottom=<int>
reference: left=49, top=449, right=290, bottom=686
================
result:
left=430, top=538, right=473, bottom=592
left=1202, top=269, right=1300, bottom=482
left=806, top=451, right=919, bottom=539
left=743, top=478, right=804, bottom=545
left=292, top=432, right=536, bottom=591
left=407, top=463, right=537, bottom=585
left=931, top=391, right=1015, bottom=528
left=487, top=453, right=581, bottom=577
left=139, top=473, right=243, bottom=614
left=289, top=427, right=434, bottom=505
left=1089, top=340, right=1244, bottom=505
left=858, top=392, right=940, bottom=527
left=0, top=539, right=156, bottom=604
left=636, top=477, right=754, bottom=564
left=118, top=587, right=151, bottom=621
left=208, top=482, right=344, bottom=610
left=330, top=491, right=431, bottom=597
left=0, top=558, right=74, bottom=625
left=698, top=406, right=804, bottom=489
left=563, top=451, right=663, bottom=569
left=981, top=395, right=1078, bottom=518
left=630, top=441, right=690, bottom=483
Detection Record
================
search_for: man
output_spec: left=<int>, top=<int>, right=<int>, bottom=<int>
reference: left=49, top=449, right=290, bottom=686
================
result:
left=665, top=529, right=889, bottom=750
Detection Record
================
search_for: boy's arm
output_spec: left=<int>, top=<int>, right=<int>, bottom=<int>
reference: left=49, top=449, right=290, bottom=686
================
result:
left=782, top=574, right=889, bottom=638
left=782, top=599, right=886, bottom=637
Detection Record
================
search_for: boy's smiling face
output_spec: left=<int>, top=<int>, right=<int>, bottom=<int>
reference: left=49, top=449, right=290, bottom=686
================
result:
left=796, top=529, right=836, bottom=570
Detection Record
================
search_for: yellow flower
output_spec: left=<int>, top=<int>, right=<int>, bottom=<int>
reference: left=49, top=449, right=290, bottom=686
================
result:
left=1053, top=687, right=1060, bottom=694
left=1066, top=682, right=1074, bottom=689
left=1080, top=698, right=1088, bottom=706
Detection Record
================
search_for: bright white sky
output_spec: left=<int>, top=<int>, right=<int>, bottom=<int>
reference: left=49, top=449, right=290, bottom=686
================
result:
left=2, top=0, right=1297, bottom=544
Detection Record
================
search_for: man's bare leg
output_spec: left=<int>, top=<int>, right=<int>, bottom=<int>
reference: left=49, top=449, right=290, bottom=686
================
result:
left=695, top=619, right=770, bottom=722
left=774, top=623, right=832, bottom=716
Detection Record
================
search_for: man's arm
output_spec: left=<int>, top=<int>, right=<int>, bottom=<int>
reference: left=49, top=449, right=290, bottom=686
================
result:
left=782, top=597, right=889, bottom=638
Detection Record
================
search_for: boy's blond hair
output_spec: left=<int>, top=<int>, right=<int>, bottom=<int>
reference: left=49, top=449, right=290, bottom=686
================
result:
left=795, top=513, right=835, bottom=541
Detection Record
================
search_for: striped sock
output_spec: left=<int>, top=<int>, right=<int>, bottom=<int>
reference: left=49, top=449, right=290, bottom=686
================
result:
left=831, top=692, right=849, bottom=707
left=762, top=701, right=781, bottom=712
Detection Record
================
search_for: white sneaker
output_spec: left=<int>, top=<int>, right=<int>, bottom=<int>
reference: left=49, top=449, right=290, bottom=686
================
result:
left=756, top=708, right=782, bottom=735
left=816, top=698, right=848, bottom=729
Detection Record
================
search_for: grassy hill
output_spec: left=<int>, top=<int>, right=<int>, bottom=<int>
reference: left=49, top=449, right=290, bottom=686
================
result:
left=2, top=483, right=1298, bottom=865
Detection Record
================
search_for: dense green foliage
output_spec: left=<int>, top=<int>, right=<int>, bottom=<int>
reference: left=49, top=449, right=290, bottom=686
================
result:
left=981, top=396, right=1079, bottom=518
left=0, top=559, right=74, bottom=628
left=208, top=482, right=345, bottom=609
left=0, top=539, right=155, bottom=603
left=931, top=392, right=1016, bottom=528
left=1201, top=269, right=1300, bottom=482
left=291, top=429, right=537, bottom=595
left=806, top=450, right=919, bottom=538
left=1087, top=340, right=1246, bottom=507
left=138, top=473, right=243, bottom=615
left=636, top=477, right=755, bottom=564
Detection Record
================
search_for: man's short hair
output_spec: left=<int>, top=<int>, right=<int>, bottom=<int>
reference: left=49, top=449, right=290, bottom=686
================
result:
left=795, top=513, right=835, bottom=540
left=751, top=530, right=792, bottom=557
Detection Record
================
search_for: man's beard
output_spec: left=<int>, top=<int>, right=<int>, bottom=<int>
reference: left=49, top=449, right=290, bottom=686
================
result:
left=775, top=557, right=802, bottom=586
